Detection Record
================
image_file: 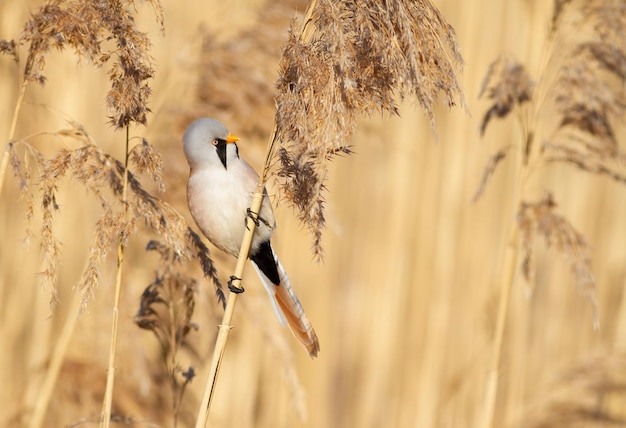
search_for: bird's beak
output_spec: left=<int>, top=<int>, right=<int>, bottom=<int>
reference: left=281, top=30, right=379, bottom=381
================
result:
left=226, top=134, right=239, bottom=144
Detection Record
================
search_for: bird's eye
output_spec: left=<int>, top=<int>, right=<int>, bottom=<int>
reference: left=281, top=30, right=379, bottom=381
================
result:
left=211, top=139, right=219, bottom=146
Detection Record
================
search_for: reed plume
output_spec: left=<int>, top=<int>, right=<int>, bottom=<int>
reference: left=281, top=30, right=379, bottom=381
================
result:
left=135, top=240, right=200, bottom=428
left=274, top=0, right=465, bottom=257
left=478, top=1, right=626, bottom=426
left=0, top=1, right=228, bottom=426
left=517, top=352, right=626, bottom=427
left=18, top=0, right=161, bottom=127
left=192, top=0, right=465, bottom=424
left=478, top=0, right=626, bottom=320
left=12, top=121, right=220, bottom=313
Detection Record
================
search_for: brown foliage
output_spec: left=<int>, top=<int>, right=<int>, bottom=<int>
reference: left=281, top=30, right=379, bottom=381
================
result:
left=479, top=54, right=533, bottom=136
left=28, top=122, right=222, bottom=311
left=135, top=240, right=199, bottom=425
left=518, top=352, right=626, bottom=427
left=16, top=0, right=162, bottom=128
left=477, top=0, right=626, bottom=322
left=518, top=194, right=598, bottom=326
left=274, top=0, right=465, bottom=257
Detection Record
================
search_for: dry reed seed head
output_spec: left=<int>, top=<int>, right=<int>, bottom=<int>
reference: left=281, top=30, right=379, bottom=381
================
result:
left=479, top=54, right=534, bottom=135
left=275, top=0, right=464, bottom=257
left=9, top=141, right=44, bottom=225
left=17, top=0, right=159, bottom=127
left=552, top=0, right=575, bottom=16
left=472, top=145, right=511, bottom=202
left=39, top=191, right=62, bottom=312
left=555, top=56, right=625, bottom=150
left=130, top=138, right=165, bottom=192
left=543, top=141, right=626, bottom=186
left=582, top=0, right=626, bottom=44
left=479, top=1, right=626, bottom=194
left=0, top=39, right=18, bottom=62
left=550, top=0, right=575, bottom=32
left=75, top=208, right=125, bottom=311
left=186, top=228, right=224, bottom=307
left=38, top=146, right=78, bottom=312
left=517, top=352, right=626, bottom=428
left=136, top=239, right=199, bottom=352
left=581, top=41, right=626, bottom=81
left=32, top=123, right=220, bottom=311
left=517, top=193, right=599, bottom=327
left=544, top=3, right=626, bottom=183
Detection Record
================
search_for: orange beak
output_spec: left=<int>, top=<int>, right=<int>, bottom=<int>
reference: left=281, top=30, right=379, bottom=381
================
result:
left=226, top=134, right=239, bottom=143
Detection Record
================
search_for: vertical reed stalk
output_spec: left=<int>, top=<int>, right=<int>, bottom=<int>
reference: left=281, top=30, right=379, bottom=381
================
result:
left=0, top=80, right=28, bottom=206
left=0, top=145, right=10, bottom=202
left=481, top=119, right=534, bottom=428
left=481, top=226, right=520, bottom=428
left=100, top=126, right=131, bottom=428
left=28, top=292, right=83, bottom=428
left=194, top=127, right=278, bottom=428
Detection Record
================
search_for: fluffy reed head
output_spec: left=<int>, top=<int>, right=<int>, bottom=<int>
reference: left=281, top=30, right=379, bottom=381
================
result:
left=274, top=0, right=465, bottom=257
left=517, top=193, right=598, bottom=326
left=517, top=352, right=626, bottom=427
left=6, top=0, right=163, bottom=128
left=2, top=0, right=227, bottom=313
left=479, top=54, right=533, bottom=137
left=480, top=0, right=626, bottom=175
left=477, top=0, right=626, bottom=324
left=135, top=240, right=199, bottom=423
left=9, top=120, right=223, bottom=312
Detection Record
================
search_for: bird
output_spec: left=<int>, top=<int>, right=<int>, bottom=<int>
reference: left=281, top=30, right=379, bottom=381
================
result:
left=182, top=117, right=320, bottom=357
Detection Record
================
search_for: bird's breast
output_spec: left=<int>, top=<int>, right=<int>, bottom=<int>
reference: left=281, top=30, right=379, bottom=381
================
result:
left=187, top=165, right=274, bottom=257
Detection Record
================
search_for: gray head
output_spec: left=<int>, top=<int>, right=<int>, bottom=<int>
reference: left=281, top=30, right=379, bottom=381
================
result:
left=182, top=118, right=240, bottom=170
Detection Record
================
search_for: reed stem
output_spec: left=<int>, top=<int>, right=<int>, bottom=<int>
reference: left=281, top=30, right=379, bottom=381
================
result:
left=27, top=292, right=83, bottom=428
left=0, top=80, right=28, bottom=199
left=480, top=225, right=520, bottom=428
left=100, top=126, right=131, bottom=428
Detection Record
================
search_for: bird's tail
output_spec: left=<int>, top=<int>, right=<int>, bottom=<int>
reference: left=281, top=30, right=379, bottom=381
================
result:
left=252, top=255, right=320, bottom=358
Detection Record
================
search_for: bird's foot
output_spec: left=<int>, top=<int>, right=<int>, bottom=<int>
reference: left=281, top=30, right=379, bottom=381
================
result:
left=246, top=208, right=270, bottom=230
left=227, top=276, right=245, bottom=294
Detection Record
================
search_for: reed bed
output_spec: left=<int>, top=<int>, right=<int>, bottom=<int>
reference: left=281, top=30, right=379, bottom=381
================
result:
left=1, top=0, right=625, bottom=427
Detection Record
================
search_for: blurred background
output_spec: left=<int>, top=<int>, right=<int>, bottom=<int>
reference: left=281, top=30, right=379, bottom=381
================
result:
left=1, top=0, right=626, bottom=427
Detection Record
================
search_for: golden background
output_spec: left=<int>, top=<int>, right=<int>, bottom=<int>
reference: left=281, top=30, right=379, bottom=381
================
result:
left=1, top=0, right=625, bottom=427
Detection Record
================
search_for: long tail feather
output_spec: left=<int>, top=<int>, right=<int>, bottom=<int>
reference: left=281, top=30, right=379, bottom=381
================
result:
left=252, top=254, right=320, bottom=358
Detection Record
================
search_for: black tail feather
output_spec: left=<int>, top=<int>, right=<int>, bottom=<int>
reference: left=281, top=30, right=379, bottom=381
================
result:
left=250, top=240, right=280, bottom=285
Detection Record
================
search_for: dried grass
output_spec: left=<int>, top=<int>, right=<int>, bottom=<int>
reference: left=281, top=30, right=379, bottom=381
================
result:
left=0, top=1, right=227, bottom=426
left=477, top=1, right=626, bottom=427
left=479, top=54, right=533, bottom=137
left=17, top=0, right=160, bottom=128
left=478, top=0, right=626, bottom=315
left=273, top=0, right=465, bottom=257
left=24, top=122, right=221, bottom=313
left=3, top=0, right=624, bottom=427
left=517, top=352, right=626, bottom=428
left=518, top=193, right=599, bottom=326
left=135, top=240, right=200, bottom=427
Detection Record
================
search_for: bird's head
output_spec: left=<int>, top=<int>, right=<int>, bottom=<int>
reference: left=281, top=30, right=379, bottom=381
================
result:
left=183, top=118, right=240, bottom=170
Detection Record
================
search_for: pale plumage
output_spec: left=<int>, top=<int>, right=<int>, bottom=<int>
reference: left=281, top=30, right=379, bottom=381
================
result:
left=183, top=118, right=320, bottom=357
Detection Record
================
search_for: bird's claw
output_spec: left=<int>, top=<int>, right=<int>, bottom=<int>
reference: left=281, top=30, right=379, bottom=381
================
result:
left=227, top=275, right=245, bottom=294
left=246, top=208, right=270, bottom=230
